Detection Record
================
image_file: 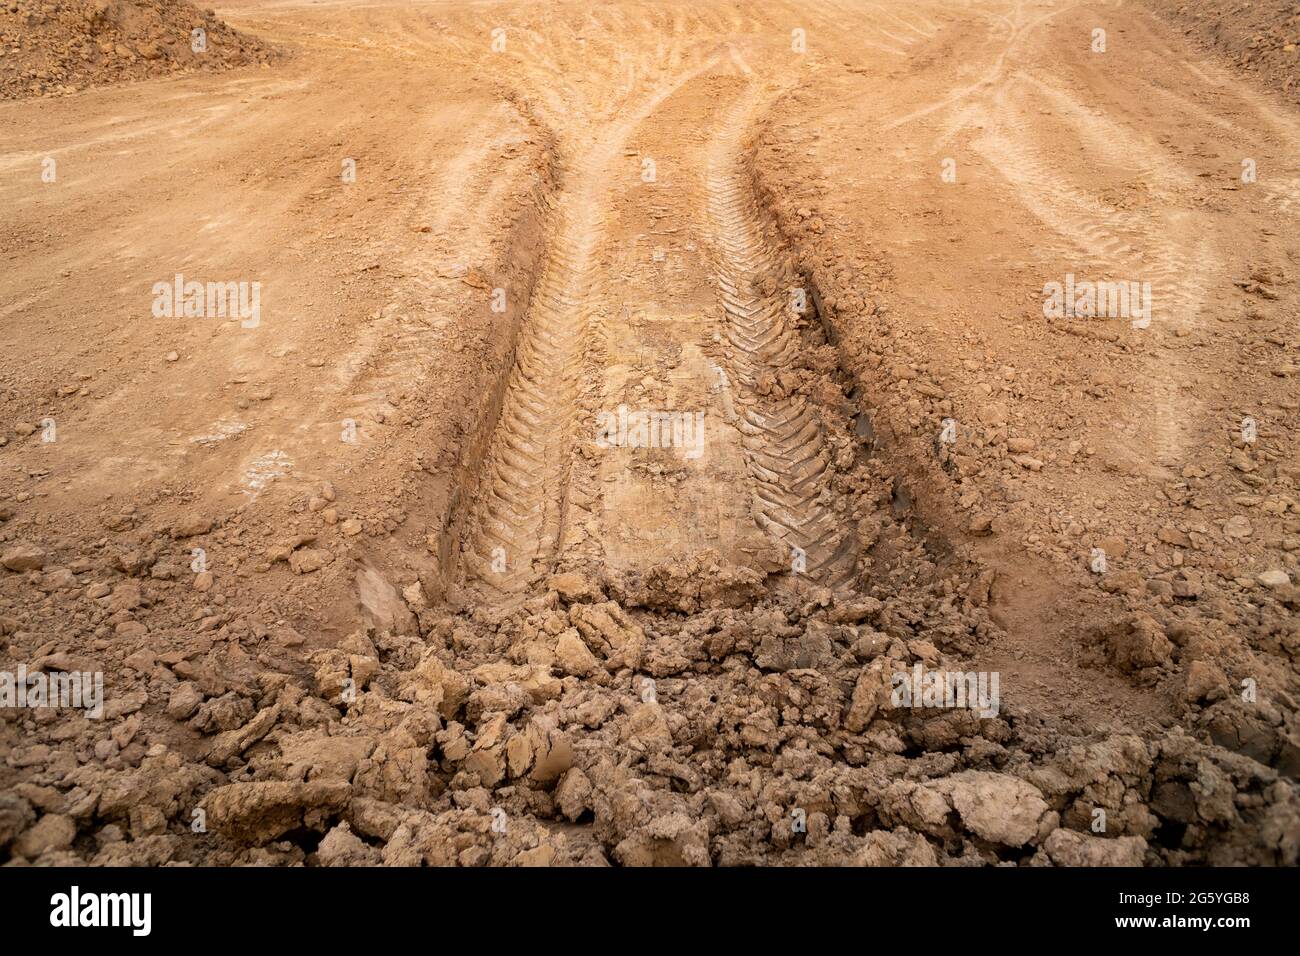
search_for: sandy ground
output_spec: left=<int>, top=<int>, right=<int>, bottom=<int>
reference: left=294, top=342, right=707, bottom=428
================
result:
left=1, top=0, right=1298, bottom=866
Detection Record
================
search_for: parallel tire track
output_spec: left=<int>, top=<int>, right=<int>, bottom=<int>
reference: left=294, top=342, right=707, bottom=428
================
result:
left=707, top=105, right=858, bottom=586
left=462, top=56, right=725, bottom=590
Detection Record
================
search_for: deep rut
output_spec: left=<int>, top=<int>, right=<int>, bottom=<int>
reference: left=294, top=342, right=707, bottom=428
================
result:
left=706, top=100, right=859, bottom=586
left=464, top=200, right=600, bottom=590
left=464, top=73, right=860, bottom=591
left=462, top=56, right=727, bottom=591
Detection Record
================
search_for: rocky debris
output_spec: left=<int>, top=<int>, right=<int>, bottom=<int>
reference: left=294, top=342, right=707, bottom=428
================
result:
left=554, top=628, right=600, bottom=676
left=844, top=662, right=892, bottom=732
left=1105, top=613, right=1174, bottom=673
left=171, top=516, right=213, bottom=538
left=1185, top=660, right=1230, bottom=703
left=854, top=827, right=941, bottom=866
left=206, top=702, right=281, bottom=767
left=0, top=0, right=1296, bottom=875
left=1258, top=569, right=1291, bottom=590
left=166, top=682, right=204, bottom=720
left=612, top=812, right=710, bottom=866
left=1, top=534, right=1295, bottom=867
left=281, top=733, right=377, bottom=784
left=406, top=648, right=471, bottom=718
left=546, top=571, right=605, bottom=604
left=555, top=768, right=593, bottom=821
left=357, top=564, right=417, bottom=635
left=620, top=702, right=674, bottom=753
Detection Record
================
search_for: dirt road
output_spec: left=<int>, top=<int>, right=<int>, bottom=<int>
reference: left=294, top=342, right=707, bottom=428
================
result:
left=1, top=0, right=1298, bottom=866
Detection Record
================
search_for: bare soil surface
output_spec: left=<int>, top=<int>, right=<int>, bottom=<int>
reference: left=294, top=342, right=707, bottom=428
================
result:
left=1, top=0, right=1297, bottom=867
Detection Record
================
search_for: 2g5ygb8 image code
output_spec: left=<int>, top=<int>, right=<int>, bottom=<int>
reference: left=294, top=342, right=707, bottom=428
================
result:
left=1120, top=892, right=1251, bottom=906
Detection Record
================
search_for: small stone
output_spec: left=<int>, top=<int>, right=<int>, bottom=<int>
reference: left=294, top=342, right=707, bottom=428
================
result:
left=115, top=620, right=147, bottom=639
left=1258, top=569, right=1291, bottom=590
left=202, top=781, right=352, bottom=844
left=1096, top=536, right=1127, bottom=559
left=1185, top=660, right=1229, bottom=703
left=167, top=682, right=203, bottom=720
left=0, top=794, right=35, bottom=850
left=316, top=822, right=381, bottom=866
left=554, top=628, right=599, bottom=676
left=555, top=767, right=593, bottom=822
left=289, top=548, right=334, bottom=574
left=1171, top=571, right=1202, bottom=599
left=547, top=571, right=605, bottom=604
left=2, top=543, right=47, bottom=572
left=94, top=739, right=119, bottom=761
left=1044, top=829, right=1147, bottom=866
left=1224, top=515, right=1253, bottom=539
left=1158, top=525, right=1191, bottom=548
left=939, top=771, right=1048, bottom=847
left=172, top=516, right=213, bottom=538
left=621, top=702, right=673, bottom=751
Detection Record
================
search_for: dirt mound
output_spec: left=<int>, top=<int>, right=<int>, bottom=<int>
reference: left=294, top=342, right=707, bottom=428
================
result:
left=1145, top=0, right=1300, bottom=101
left=0, top=0, right=274, bottom=99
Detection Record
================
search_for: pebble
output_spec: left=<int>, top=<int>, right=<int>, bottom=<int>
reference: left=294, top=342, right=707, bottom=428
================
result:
left=1258, top=569, right=1291, bottom=590
left=2, top=543, right=47, bottom=572
left=1224, top=515, right=1253, bottom=539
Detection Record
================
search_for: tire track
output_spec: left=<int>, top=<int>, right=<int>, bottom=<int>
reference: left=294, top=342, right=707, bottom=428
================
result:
left=706, top=94, right=858, bottom=586
left=464, top=53, right=726, bottom=590
left=464, top=197, right=600, bottom=590
left=971, top=77, right=1215, bottom=465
